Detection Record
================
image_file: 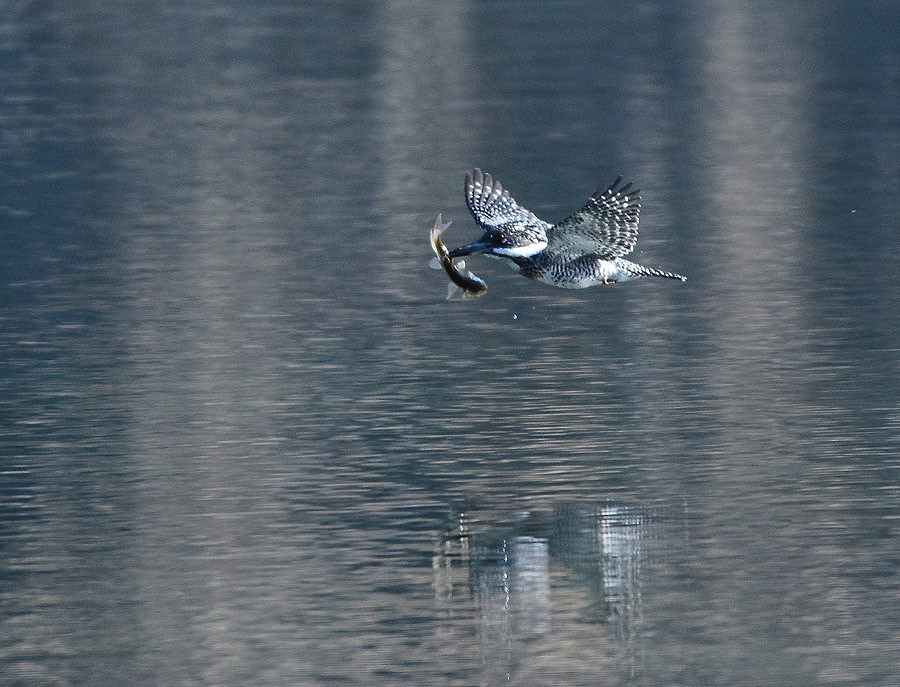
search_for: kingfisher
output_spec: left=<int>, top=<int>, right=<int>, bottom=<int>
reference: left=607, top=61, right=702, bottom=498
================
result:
left=447, top=168, right=686, bottom=287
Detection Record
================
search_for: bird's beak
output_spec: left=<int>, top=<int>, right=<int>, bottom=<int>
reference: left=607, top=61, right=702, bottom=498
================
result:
left=448, top=239, right=492, bottom=259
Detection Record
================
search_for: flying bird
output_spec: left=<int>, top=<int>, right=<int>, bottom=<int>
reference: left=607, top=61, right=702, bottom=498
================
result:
left=447, top=169, right=686, bottom=287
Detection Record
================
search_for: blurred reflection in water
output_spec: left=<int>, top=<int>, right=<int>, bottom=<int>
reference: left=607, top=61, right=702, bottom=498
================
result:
left=434, top=504, right=656, bottom=680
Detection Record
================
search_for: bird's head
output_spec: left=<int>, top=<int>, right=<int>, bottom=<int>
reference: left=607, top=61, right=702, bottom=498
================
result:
left=448, top=232, right=547, bottom=260
left=447, top=234, right=494, bottom=259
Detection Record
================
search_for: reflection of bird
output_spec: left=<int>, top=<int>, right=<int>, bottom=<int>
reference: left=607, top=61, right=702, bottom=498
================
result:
left=448, top=168, right=686, bottom=286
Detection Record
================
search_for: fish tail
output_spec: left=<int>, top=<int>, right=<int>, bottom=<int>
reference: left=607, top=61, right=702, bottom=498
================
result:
left=430, top=214, right=453, bottom=259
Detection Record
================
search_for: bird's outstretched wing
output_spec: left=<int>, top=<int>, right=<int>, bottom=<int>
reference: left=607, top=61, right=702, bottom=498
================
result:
left=465, top=168, right=551, bottom=236
left=546, top=177, right=641, bottom=259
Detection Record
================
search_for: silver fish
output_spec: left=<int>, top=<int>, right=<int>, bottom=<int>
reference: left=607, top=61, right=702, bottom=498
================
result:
left=430, top=214, right=487, bottom=298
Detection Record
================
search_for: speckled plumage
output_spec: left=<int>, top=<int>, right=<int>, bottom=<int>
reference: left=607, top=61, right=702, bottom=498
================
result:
left=448, top=168, right=686, bottom=287
left=463, top=169, right=550, bottom=256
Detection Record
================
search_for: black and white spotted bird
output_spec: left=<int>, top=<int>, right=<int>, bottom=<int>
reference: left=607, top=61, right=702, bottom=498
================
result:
left=447, top=169, right=686, bottom=287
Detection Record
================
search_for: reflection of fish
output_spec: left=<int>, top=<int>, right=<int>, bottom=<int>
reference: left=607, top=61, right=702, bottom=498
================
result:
left=430, top=214, right=487, bottom=299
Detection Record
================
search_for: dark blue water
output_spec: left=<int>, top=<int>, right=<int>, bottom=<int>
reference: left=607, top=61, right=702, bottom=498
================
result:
left=2, top=2, right=899, bottom=685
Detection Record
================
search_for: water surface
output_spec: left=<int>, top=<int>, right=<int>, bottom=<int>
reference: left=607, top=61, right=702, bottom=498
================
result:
left=2, top=2, right=899, bottom=685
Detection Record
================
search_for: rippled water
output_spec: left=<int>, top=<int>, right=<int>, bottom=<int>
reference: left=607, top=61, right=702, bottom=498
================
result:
left=2, top=2, right=899, bottom=685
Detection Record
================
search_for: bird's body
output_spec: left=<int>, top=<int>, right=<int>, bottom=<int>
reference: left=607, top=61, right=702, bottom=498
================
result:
left=448, top=169, right=686, bottom=287
left=517, top=252, right=685, bottom=287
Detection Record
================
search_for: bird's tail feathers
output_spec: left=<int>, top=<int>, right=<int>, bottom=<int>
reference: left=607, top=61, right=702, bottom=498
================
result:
left=624, top=260, right=687, bottom=281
